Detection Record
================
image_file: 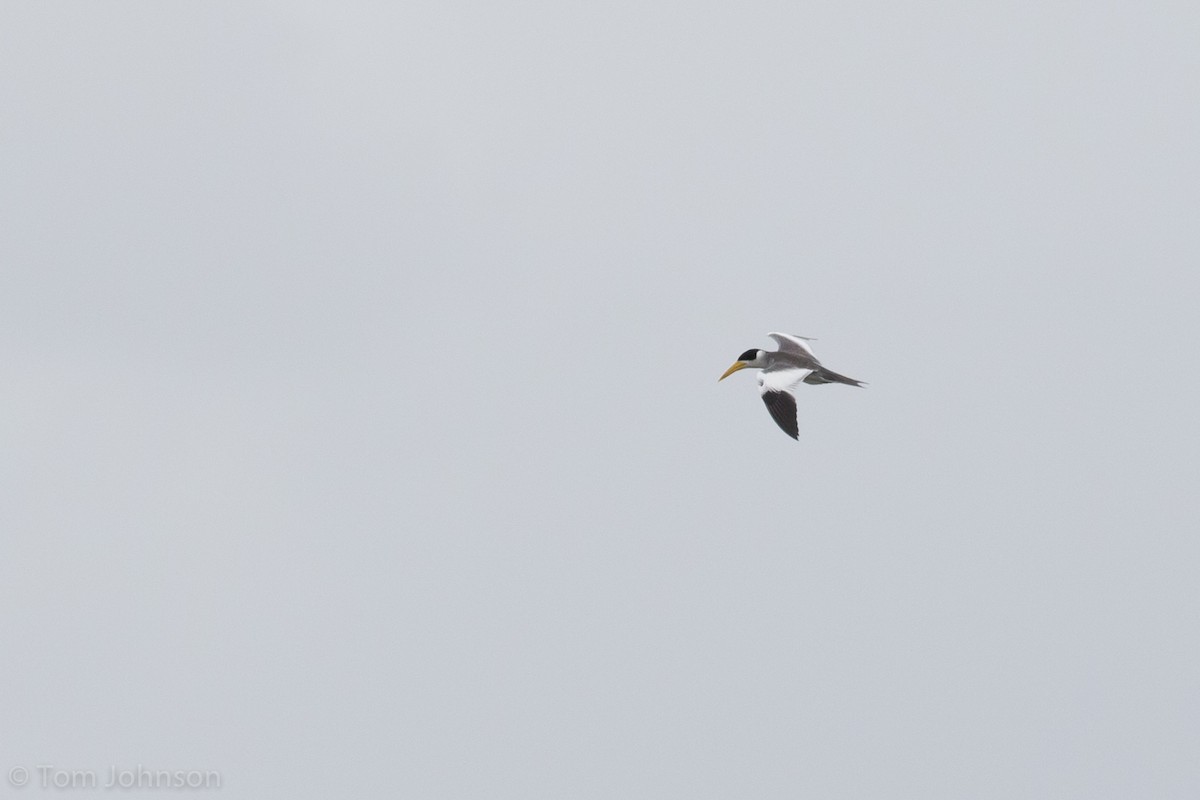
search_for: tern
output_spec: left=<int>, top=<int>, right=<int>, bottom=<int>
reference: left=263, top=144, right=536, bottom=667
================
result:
left=719, top=332, right=864, bottom=440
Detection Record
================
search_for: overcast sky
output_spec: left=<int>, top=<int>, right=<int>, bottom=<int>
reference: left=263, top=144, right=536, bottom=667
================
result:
left=3, top=2, right=1199, bottom=798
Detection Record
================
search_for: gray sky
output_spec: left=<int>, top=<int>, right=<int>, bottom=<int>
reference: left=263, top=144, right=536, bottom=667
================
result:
left=3, top=2, right=1199, bottom=798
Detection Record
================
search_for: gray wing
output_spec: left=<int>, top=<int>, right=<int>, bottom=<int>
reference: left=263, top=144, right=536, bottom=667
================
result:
left=767, top=332, right=821, bottom=370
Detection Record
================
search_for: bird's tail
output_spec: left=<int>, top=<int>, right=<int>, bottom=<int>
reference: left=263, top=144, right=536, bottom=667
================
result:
left=804, top=367, right=865, bottom=387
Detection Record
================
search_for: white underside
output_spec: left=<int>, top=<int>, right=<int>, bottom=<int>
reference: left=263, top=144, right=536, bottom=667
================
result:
left=757, top=366, right=813, bottom=396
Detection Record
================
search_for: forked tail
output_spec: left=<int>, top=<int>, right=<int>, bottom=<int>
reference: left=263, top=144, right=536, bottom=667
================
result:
left=804, top=367, right=865, bottom=387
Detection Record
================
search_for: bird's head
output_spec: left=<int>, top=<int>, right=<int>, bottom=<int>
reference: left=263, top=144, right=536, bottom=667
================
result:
left=719, top=349, right=767, bottom=380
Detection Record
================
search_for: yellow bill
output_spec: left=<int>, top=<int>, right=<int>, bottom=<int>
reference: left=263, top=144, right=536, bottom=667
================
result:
left=719, top=361, right=748, bottom=381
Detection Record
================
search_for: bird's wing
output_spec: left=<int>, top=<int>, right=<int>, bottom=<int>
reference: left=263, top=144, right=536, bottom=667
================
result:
left=767, top=332, right=820, bottom=362
left=760, top=390, right=799, bottom=439
left=759, top=365, right=814, bottom=393
left=757, top=366, right=811, bottom=439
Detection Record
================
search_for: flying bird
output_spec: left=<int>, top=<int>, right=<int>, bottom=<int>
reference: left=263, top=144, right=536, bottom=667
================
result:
left=719, top=332, right=864, bottom=440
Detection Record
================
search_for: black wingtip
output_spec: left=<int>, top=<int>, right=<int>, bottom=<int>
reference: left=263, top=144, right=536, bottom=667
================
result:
left=761, top=390, right=800, bottom=440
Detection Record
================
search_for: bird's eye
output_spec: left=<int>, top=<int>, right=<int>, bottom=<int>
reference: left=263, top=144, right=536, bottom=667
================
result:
left=738, top=349, right=759, bottom=361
